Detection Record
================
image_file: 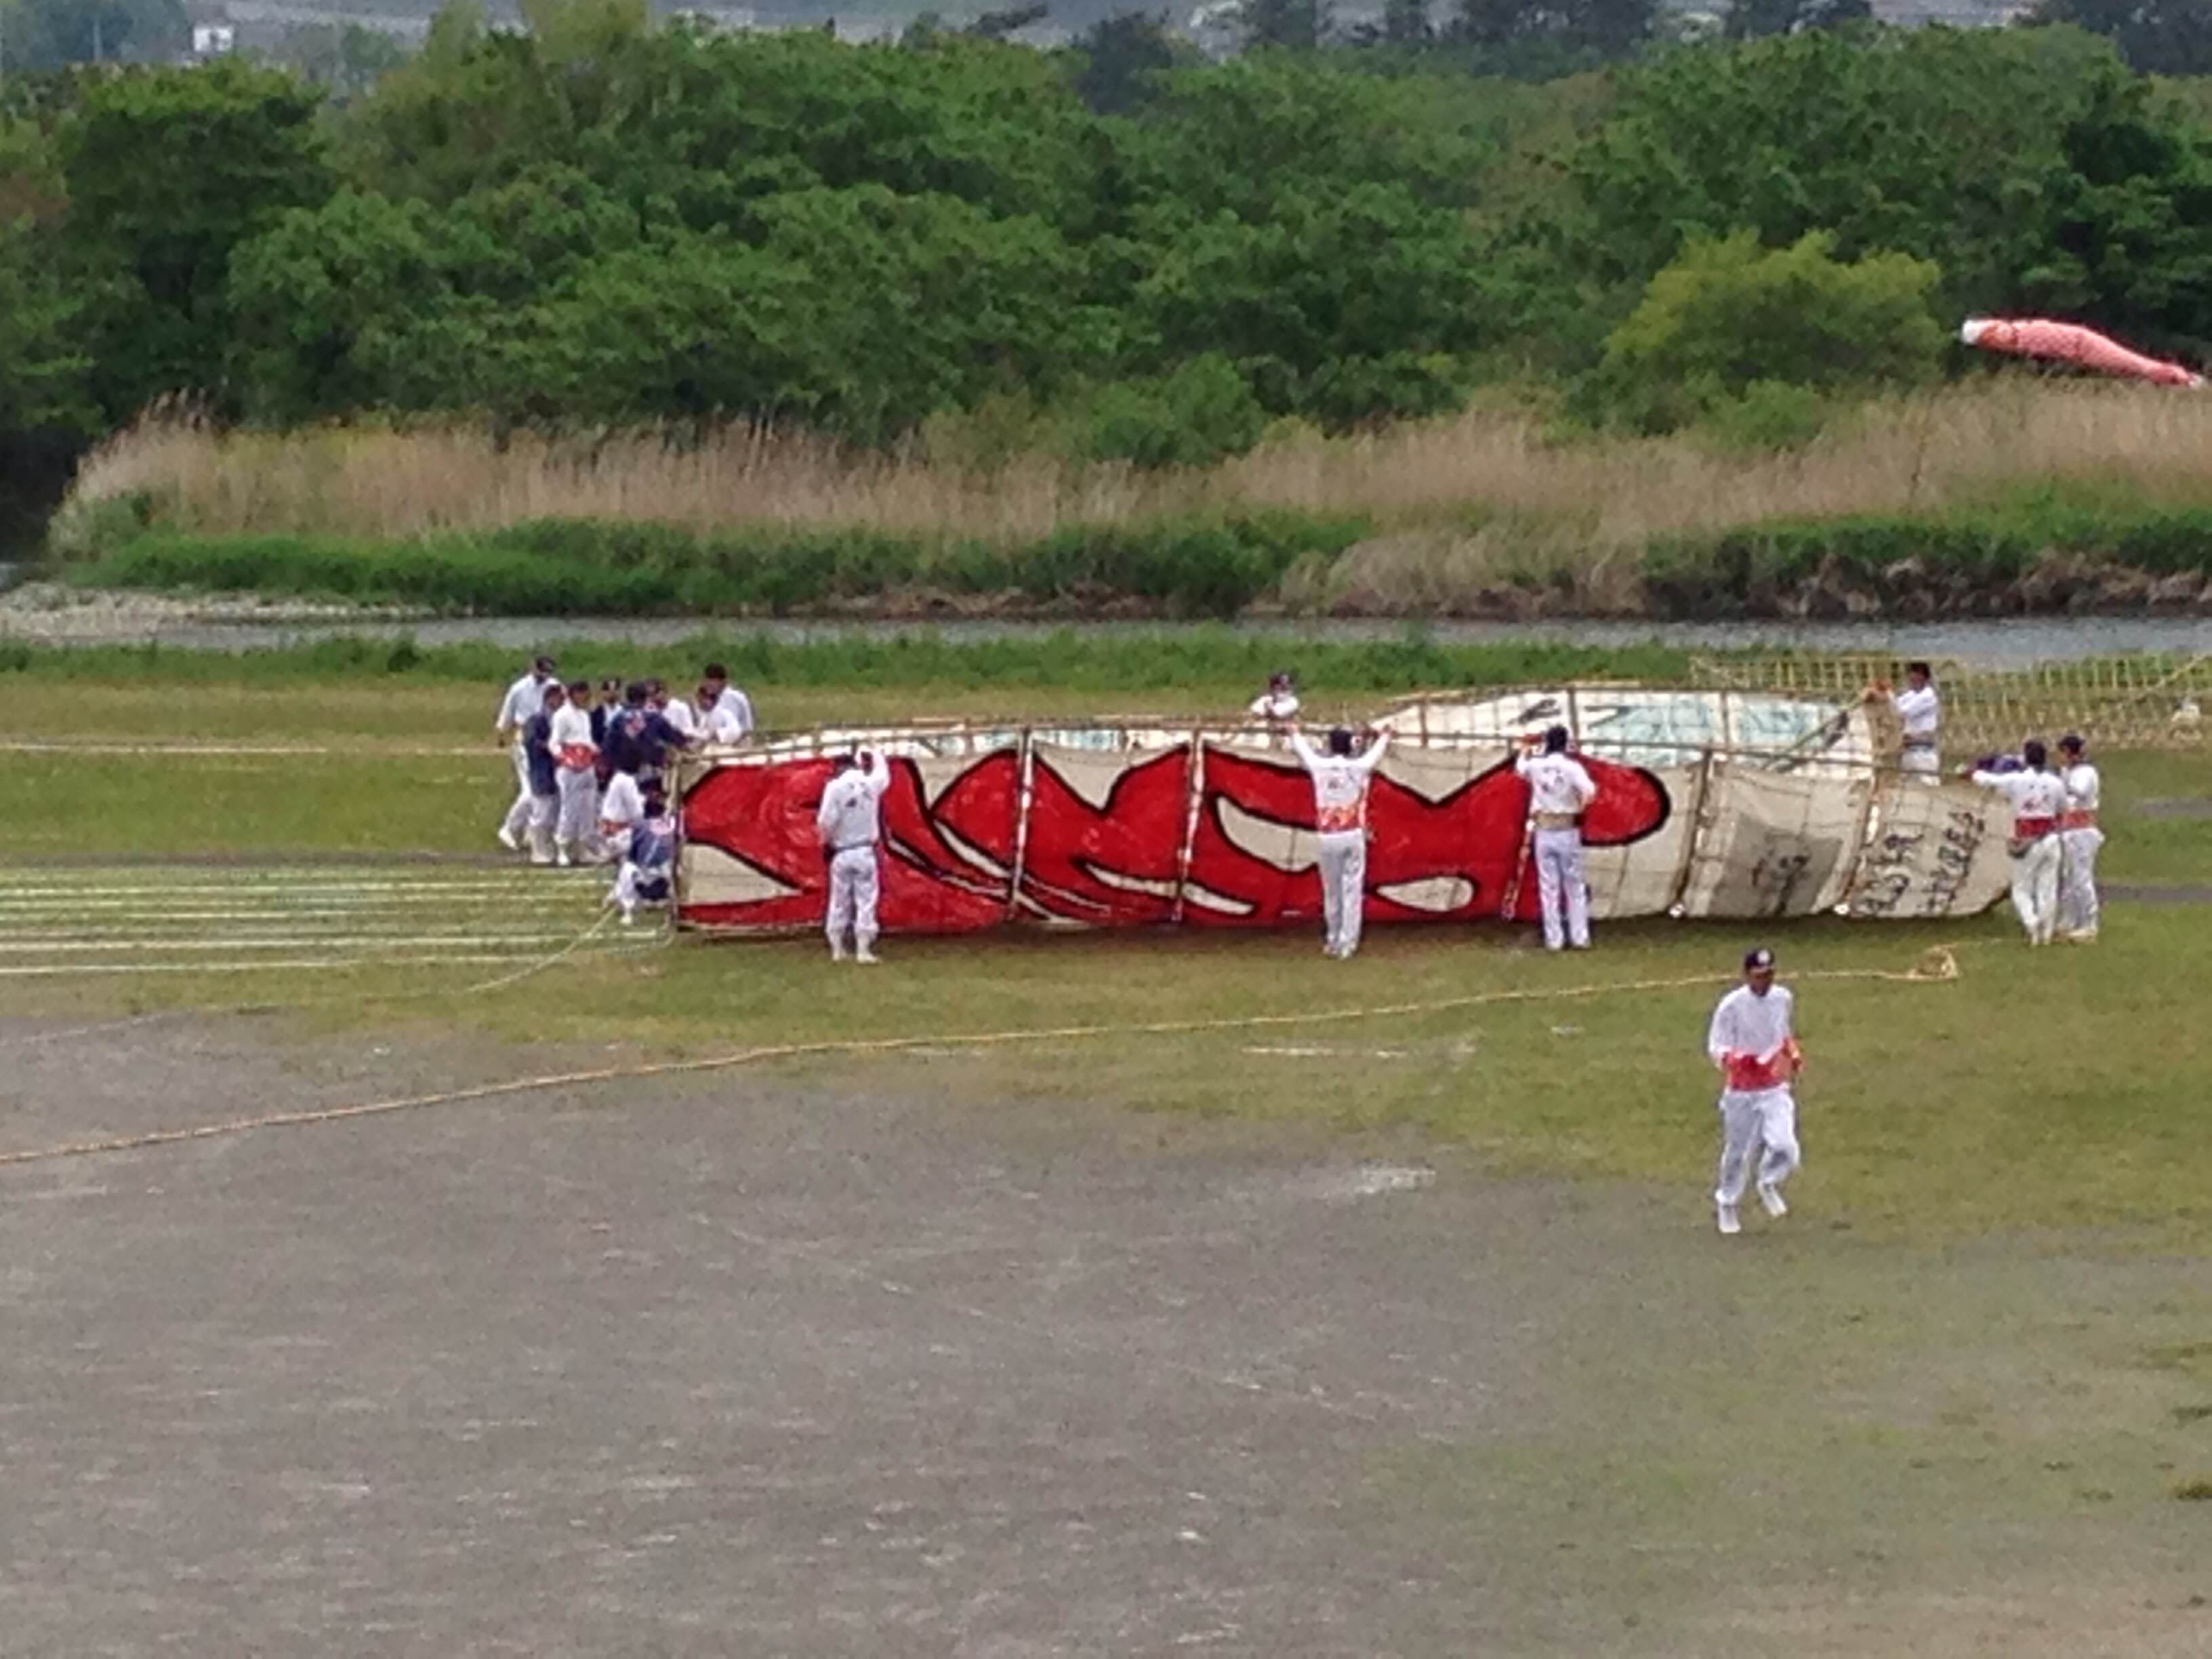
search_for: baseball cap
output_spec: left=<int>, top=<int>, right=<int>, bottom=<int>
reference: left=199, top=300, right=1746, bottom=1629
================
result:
left=1744, top=947, right=1775, bottom=970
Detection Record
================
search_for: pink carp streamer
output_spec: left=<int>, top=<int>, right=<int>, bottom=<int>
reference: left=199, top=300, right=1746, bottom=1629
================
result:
left=1961, top=316, right=2203, bottom=387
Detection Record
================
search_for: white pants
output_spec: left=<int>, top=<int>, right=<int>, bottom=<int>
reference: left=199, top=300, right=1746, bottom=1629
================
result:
left=502, top=743, right=535, bottom=840
left=1900, top=745, right=1940, bottom=781
left=612, top=860, right=670, bottom=918
left=527, top=790, right=558, bottom=860
left=1716, top=1086, right=1800, bottom=1205
left=1533, top=827, right=1589, bottom=950
left=826, top=846, right=880, bottom=954
left=2057, top=827, right=2103, bottom=940
left=2009, top=834, right=2064, bottom=945
left=555, top=766, right=597, bottom=851
left=1317, top=830, right=1366, bottom=956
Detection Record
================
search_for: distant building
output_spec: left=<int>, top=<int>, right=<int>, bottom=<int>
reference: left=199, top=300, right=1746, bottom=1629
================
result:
left=190, top=21, right=237, bottom=54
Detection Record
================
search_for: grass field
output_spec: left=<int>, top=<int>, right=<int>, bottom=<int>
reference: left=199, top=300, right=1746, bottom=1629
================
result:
left=3, top=651, right=2209, bottom=1654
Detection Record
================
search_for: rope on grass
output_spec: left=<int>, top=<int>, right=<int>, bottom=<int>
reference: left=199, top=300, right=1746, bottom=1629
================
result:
left=0, top=946, right=1956, bottom=1170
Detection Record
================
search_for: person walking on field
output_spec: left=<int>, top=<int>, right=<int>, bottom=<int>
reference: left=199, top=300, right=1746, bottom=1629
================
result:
left=1289, top=721, right=1391, bottom=960
left=1516, top=725, right=1598, bottom=951
left=817, top=748, right=892, bottom=964
left=1707, top=946, right=1803, bottom=1236
left=520, top=681, right=565, bottom=865
left=493, top=654, right=558, bottom=851
left=1968, top=739, right=2069, bottom=945
left=2055, top=733, right=2104, bottom=943
left=547, top=677, right=600, bottom=867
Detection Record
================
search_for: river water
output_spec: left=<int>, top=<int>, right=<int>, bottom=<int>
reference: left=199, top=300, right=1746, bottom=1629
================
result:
left=20, top=611, right=2208, bottom=668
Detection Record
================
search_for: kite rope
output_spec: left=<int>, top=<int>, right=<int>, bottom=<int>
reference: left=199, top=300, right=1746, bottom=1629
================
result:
left=0, top=946, right=1957, bottom=1171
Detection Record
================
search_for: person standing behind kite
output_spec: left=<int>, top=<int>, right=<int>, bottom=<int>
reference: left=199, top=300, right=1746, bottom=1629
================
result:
left=2055, top=733, right=2103, bottom=944
left=1867, top=661, right=1942, bottom=781
left=1967, top=739, right=2069, bottom=946
left=818, top=748, right=893, bottom=964
left=1707, top=947, right=1803, bottom=1236
left=1250, top=670, right=1300, bottom=724
left=1289, top=721, right=1390, bottom=960
left=1516, top=726, right=1598, bottom=951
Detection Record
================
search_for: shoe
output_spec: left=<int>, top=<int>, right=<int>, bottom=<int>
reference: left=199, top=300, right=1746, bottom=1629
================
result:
left=1715, top=1200, right=1741, bottom=1236
left=856, top=948, right=880, bottom=964
left=529, top=853, right=552, bottom=867
left=556, top=849, right=571, bottom=868
left=619, top=908, right=636, bottom=928
left=830, top=943, right=848, bottom=962
left=1757, top=1182, right=1788, bottom=1219
left=497, top=827, right=520, bottom=851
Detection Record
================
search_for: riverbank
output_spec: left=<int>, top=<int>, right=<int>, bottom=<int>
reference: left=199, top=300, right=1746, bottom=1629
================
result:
left=43, top=384, right=2212, bottom=626
left=7, top=581, right=2212, bottom=668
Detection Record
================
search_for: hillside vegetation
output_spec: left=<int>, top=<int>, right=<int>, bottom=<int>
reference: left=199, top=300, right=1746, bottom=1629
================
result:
left=14, top=10, right=2212, bottom=611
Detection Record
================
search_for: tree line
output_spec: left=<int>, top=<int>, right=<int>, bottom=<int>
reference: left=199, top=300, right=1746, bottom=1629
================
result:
left=9, top=0, right=2212, bottom=544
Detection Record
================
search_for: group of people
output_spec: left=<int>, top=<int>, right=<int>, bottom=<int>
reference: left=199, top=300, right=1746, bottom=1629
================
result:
left=1254, top=671, right=1600, bottom=960
left=485, top=657, right=2118, bottom=1238
left=492, top=657, right=756, bottom=924
left=1870, top=663, right=2106, bottom=945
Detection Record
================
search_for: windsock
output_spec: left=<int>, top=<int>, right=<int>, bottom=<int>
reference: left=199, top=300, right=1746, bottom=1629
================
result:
left=1961, top=317, right=2202, bottom=388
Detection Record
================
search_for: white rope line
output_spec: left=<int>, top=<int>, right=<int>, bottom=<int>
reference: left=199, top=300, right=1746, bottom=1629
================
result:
left=0, top=943, right=667, bottom=979
left=2, top=931, right=607, bottom=954
left=0, top=950, right=1956, bottom=1168
left=0, top=878, right=606, bottom=900
left=0, top=741, right=489, bottom=758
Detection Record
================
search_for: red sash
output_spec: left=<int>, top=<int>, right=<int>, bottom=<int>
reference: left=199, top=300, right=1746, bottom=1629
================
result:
left=2013, top=815, right=2057, bottom=839
left=1316, top=800, right=1364, bottom=835
left=1725, top=1038, right=1801, bottom=1092
left=2059, top=811, right=2097, bottom=831
left=558, top=743, right=597, bottom=771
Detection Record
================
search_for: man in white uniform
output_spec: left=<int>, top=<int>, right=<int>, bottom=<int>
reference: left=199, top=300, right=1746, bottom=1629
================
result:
left=1969, top=738, right=2070, bottom=945
left=598, top=766, right=645, bottom=866
left=1889, top=661, right=1942, bottom=781
left=546, top=677, right=599, bottom=867
left=700, top=663, right=756, bottom=745
left=493, top=655, right=558, bottom=851
left=1707, top=946, right=1803, bottom=1236
left=650, top=678, right=699, bottom=743
left=2055, top=733, right=2103, bottom=943
left=817, top=749, right=893, bottom=963
left=1515, top=725, right=1599, bottom=951
left=1289, top=722, right=1390, bottom=959
left=1249, top=671, right=1300, bottom=724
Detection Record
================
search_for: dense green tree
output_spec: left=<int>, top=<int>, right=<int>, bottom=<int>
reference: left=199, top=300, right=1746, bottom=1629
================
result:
left=1595, top=230, right=1944, bottom=430
left=1567, top=26, right=2161, bottom=319
left=60, top=58, right=331, bottom=415
left=1069, top=12, right=1189, bottom=115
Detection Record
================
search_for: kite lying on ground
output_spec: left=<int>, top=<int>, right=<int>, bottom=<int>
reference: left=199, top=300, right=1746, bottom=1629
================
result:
left=1961, top=316, right=2203, bottom=387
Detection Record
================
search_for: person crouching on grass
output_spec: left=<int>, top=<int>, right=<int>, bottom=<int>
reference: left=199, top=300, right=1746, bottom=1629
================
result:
left=1288, top=719, right=1390, bottom=960
left=1967, top=738, right=2068, bottom=946
left=817, top=747, right=891, bottom=964
left=1707, top=946, right=1803, bottom=1236
left=548, top=678, right=600, bottom=867
left=609, top=779, right=677, bottom=926
left=520, top=681, right=564, bottom=865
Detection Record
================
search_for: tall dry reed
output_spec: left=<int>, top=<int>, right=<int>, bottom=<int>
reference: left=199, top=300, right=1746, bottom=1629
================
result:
left=60, top=380, right=2212, bottom=552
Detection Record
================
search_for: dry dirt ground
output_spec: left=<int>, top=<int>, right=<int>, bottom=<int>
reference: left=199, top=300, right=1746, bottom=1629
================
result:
left=1, top=1013, right=2208, bottom=1658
